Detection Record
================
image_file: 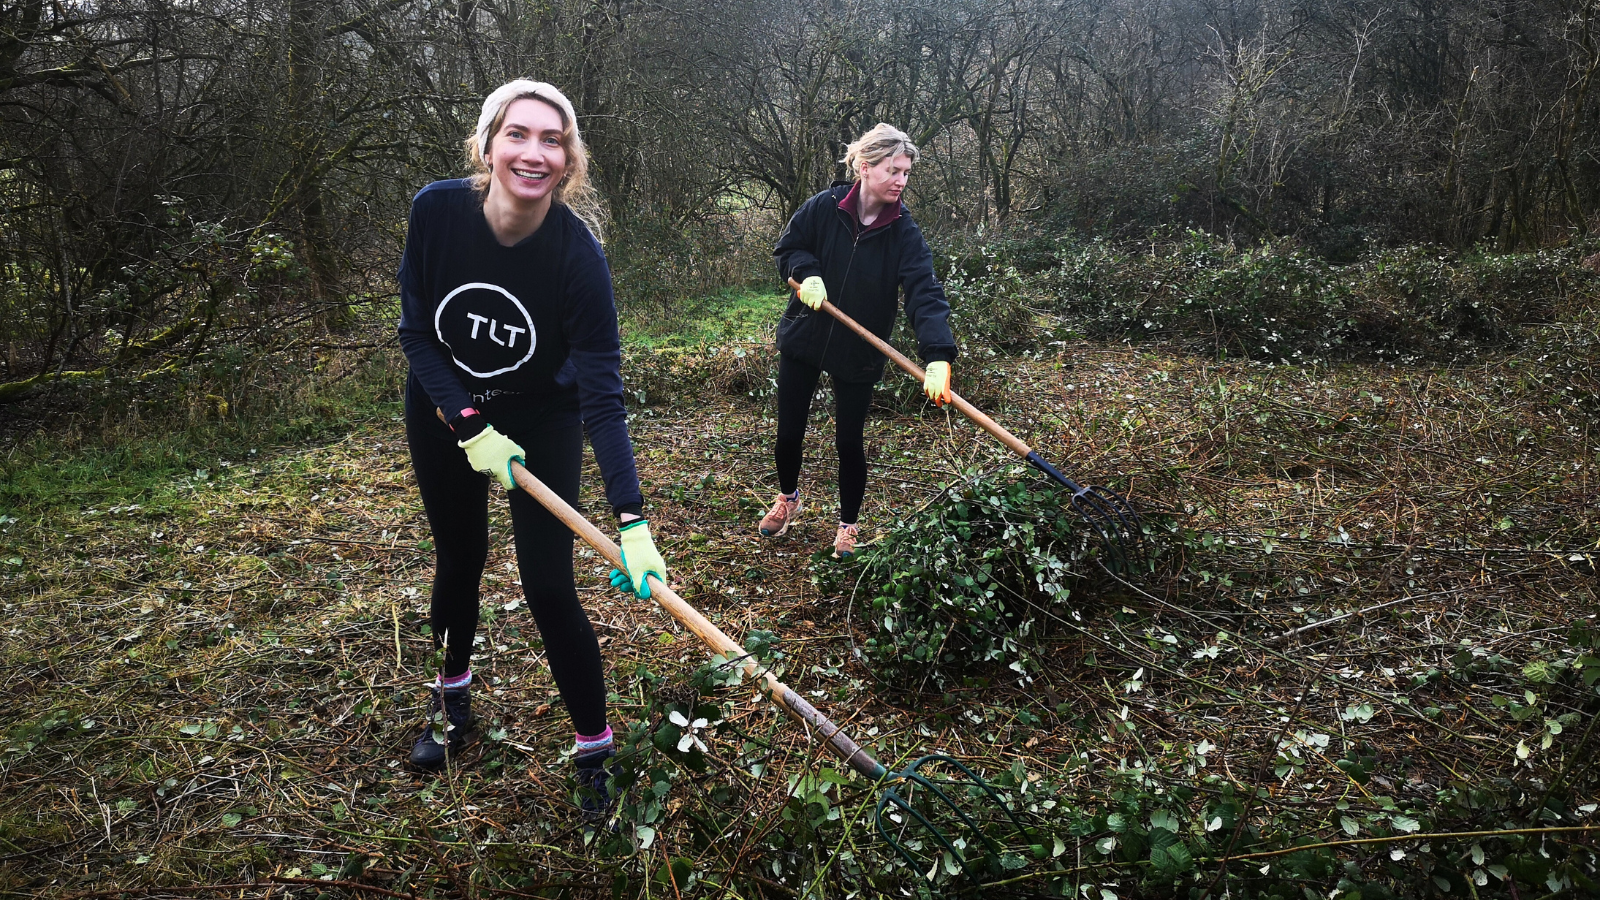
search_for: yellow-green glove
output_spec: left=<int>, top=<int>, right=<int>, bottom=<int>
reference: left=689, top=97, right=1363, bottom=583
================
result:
left=797, top=276, right=827, bottom=311
left=612, top=519, right=667, bottom=599
left=923, top=360, right=952, bottom=406
left=458, top=424, right=525, bottom=490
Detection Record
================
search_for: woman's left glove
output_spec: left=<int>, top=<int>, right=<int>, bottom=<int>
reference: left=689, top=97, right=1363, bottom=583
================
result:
left=458, top=424, right=526, bottom=491
left=609, top=519, right=668, bottom=599
left=923, top=360, right=952, bottom=406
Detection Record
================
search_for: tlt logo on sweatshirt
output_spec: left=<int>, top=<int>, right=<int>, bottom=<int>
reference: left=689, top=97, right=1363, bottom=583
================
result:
left=435, top=282, right=537, bottom=378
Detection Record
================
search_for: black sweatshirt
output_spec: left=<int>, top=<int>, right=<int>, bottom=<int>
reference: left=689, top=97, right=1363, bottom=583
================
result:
left=396, top=179, right=642, bottom=515
left=773, top=182, right=956, bottom=384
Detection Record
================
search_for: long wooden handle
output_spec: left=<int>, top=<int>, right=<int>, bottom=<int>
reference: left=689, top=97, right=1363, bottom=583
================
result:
left=508, top=460, right=887, bottom=780
left=787, top=277, right=1033, bottom=458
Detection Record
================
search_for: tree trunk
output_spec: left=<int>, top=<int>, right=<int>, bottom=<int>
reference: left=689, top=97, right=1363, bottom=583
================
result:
left=287, top=0, right=341, bottom=324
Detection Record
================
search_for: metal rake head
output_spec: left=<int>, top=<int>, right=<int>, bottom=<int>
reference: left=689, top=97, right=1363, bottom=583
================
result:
left=875, top=754, right=1034, bottom=884
left=1024, top=452, right=1145, bottom=573
left=1068, top=481, right=1144, bottom=573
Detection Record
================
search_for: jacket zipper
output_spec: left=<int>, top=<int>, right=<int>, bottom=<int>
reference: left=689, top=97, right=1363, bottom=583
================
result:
left=840, top=225, right=862, bottom=305
left=805, top=195, right=893, bottom=371
left=835, top=202, right=886, bottom=315
left=810, top=205, right=869, bottom=366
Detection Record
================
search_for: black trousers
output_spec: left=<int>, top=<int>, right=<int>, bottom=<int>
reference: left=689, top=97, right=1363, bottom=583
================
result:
left=403, top=389, right=607, bottom=736
left=774, top=354, right=874, bottom=525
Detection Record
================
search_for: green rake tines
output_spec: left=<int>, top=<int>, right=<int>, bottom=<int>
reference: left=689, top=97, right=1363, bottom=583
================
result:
left=876, top=754, right=1035, bottom=880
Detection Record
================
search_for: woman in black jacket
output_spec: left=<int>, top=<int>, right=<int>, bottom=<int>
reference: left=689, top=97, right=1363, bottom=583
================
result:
left=761, top=123, right=958, bottom=558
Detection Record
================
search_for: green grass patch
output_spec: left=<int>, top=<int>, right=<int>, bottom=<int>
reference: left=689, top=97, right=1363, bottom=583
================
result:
left=619, top=286, right=785, bottom=350
left=0, top=343, right=404, bottom=518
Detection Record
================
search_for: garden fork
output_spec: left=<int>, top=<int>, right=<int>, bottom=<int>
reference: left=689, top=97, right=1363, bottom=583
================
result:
left=509, top=461, right=1034, bottom=882
left=787, top=277, right=1144, bottom=572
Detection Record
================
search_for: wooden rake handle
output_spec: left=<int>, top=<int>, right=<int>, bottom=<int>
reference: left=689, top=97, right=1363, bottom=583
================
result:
left=507, top=460, right=888, bottom=780
left=786, top=276, right=1034, bottom=459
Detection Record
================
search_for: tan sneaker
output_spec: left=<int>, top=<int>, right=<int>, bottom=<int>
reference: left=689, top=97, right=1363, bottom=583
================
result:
left=832, top=523, right=861, bottom=559
left=759, top=493, right=801, bottom=537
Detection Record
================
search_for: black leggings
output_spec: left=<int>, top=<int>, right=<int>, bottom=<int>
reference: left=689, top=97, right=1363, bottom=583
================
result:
left=404, top=392, right=607, bottom=736
left=774, top=354, right=874, bottom=524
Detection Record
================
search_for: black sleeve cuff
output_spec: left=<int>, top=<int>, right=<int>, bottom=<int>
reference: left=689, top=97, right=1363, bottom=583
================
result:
left=614, top=502, right=644, bottom=519
left=922, top=347, right=957, bottom=365
left=449, top=412, right=487, bottom=440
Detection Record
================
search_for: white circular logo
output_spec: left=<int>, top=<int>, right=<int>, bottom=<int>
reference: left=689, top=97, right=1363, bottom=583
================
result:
left=434, top=282, right=537, bottom=378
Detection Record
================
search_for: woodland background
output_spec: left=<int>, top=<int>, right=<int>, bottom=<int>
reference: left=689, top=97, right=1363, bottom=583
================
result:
left=8, top=0, right=1600, bottom=391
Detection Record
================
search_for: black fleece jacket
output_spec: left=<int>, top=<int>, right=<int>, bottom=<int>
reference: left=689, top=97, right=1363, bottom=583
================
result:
left=773, top=183, right=957, bottom=384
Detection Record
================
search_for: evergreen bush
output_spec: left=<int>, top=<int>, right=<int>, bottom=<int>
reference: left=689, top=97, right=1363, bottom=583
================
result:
left=856, top=472, right=1091, bottom=689
left=933, top=231, right=1598, bottom=362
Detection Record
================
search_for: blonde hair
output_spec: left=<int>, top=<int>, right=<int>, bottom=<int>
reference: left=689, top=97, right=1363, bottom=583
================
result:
left=842, top=123, right=919, bottom=180
left=464, top=79, right=606, bottom=241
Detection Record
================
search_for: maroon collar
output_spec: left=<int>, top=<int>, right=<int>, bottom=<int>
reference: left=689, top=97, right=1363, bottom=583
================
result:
left=838, top=181, right=902, bottom=233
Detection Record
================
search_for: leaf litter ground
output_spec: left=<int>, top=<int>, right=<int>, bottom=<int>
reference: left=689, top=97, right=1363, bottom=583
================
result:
left=1, top=338, right=1597, bottom=898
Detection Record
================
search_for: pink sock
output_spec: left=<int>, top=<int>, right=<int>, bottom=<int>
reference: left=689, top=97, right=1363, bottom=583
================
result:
left=574, top=726, right=613, bottom=754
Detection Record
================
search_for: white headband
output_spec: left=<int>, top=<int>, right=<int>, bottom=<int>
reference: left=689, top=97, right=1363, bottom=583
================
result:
left=475, top=79, right=580, bottom=158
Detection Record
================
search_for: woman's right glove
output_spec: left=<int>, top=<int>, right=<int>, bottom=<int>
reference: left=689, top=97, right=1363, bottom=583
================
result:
left=609, top=519, right=668, bottom=599
left=923, top=360, right=952, bottom=406
left=797, top=276, right=827, bottom=310
left=458, top=424, right=526, bottom=490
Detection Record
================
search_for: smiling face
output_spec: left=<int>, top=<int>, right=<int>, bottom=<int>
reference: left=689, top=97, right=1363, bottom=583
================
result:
left=485, top=97, right=568, bottom=211
left=859, top=152, right=913, bottom=213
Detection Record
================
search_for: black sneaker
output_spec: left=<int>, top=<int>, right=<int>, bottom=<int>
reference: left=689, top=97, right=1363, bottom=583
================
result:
left=574, top=747, right=616, bottom=816
left=409, top=685, right=474, bottom=771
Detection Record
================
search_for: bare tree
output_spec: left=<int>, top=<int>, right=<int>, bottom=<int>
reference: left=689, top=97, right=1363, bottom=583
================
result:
left=8, top=0, right=1600, bottom=399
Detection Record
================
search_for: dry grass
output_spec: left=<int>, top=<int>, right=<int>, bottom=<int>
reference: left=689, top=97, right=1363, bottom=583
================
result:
left=1, top=330, right=1597, bottom=898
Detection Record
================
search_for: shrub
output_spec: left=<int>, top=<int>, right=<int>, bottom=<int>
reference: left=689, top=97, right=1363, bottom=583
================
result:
left=1188, top=242, right=1350, bottom=359
left=609, top=212, right=772, bottom=312
left=942, top=247, right=1048, bottom=353
left=621, top=343, right=777, bottom=408
left=929, top=230, right=1599, bottom=362
left=856, top=472, right=1092, bottom=689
